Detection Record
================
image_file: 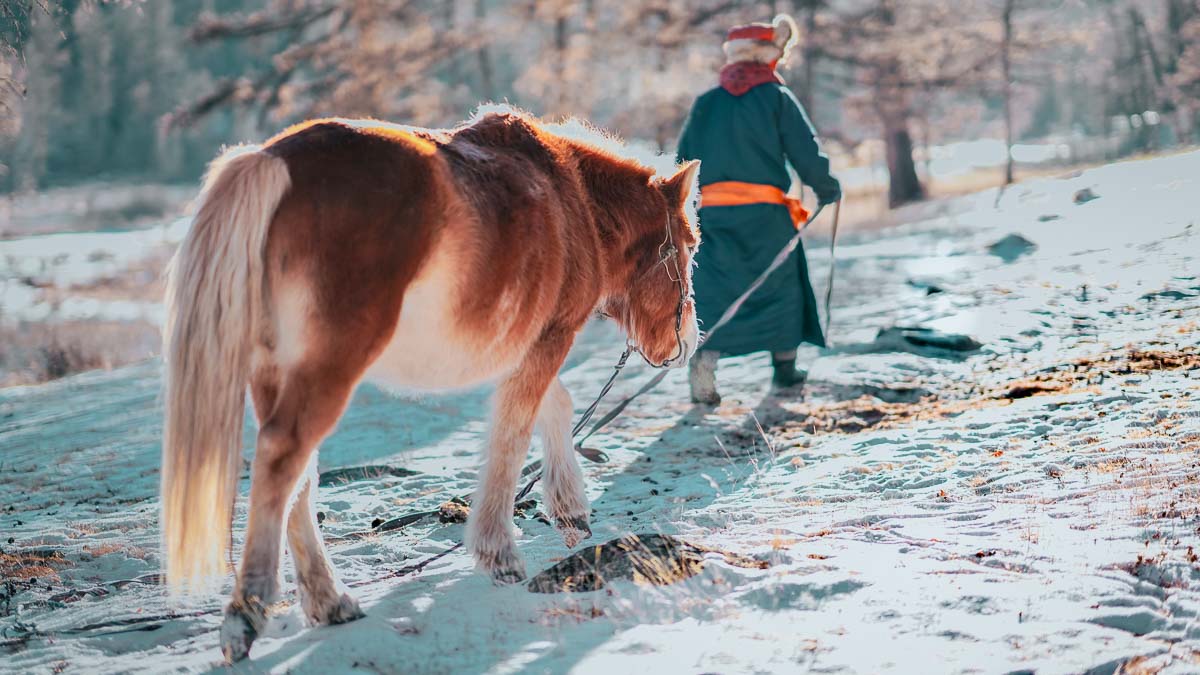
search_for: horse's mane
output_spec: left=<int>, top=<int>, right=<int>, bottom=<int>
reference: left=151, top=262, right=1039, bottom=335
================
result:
left=438, top=104, right=700, bottom=240
left=468, top=104, right=680, bottom=181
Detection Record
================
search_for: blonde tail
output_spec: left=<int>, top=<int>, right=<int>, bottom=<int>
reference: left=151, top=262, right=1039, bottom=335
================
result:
left=161, top=146, right=289, bottom=595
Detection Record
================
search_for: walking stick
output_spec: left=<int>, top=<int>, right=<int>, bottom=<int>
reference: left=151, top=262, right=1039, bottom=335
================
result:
left=823, top=198, right=842, bottom=342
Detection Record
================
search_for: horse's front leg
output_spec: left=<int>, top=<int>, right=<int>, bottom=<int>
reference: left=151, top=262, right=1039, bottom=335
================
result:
left=538, top=378, right=591, bottom=547
left=467, top=332, right=572, bottom=583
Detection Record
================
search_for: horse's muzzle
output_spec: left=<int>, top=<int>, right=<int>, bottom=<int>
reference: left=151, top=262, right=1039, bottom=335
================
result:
left=673, top=319, right=700, bottom=368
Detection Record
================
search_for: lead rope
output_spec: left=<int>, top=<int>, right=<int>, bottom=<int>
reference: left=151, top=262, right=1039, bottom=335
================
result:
left=569, top=200, right=839, bottom=454
left=41, top=211, right=839, bottom=641
left=322, top=201, right=836, bottom=597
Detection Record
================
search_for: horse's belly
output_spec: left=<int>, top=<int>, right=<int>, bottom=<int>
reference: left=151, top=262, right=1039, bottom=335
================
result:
left=364, top=257, right=525, bottom=393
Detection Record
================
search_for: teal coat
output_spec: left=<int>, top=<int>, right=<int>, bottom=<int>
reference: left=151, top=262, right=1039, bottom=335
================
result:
left=677, top=82, right=840, bottom=356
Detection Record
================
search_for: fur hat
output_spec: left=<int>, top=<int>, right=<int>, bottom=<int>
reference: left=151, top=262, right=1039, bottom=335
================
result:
left=722, top=14, right=800, bottom=66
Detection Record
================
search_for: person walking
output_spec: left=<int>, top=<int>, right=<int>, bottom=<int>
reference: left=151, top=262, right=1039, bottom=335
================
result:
left=677, top=14, right=841, bottom=405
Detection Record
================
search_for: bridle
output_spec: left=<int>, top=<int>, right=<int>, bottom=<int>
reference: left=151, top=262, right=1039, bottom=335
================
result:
left=593, top=205, right=691, bottom=370
left=627, top=208, right=690, bottom=369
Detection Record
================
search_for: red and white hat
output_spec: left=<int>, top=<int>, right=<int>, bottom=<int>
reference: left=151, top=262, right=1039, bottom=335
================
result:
left=726, top=22, right=777, bottom=43
left=722, top=14, right=799, bottom=66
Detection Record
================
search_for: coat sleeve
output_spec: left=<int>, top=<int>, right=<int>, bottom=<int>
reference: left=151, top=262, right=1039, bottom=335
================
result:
left=778, top=87, right=841, bottom=204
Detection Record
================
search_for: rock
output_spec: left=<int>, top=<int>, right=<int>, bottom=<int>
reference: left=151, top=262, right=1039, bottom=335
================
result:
left=1140, top=289, right=1192, bottom=302
left=998, top=380, right=1068, bottom=399
left=527, top=533, right=766, bottom=593
left=906, top=278, right=944, bottom=295
left=437, top=497, right=470, bottom=524
left=575, top=446, right=609, bottom=463
left=512, top=499, right=537, bottom=518
left=987, top=233, right=1037, bottom=263
left=434, top=496, right=536, bottom=524
left=1037, top=214, right=1061, bottom=222
left=1073, top=187, right=1099, bottom=204
left=874, top=326, right=982, bottom=357
left=318, top=464, right=419, bottom=487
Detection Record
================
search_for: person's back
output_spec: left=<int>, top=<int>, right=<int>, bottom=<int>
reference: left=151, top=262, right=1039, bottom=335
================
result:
left=680, top=84, right=838, bottom=199
left=677, top=14, right=841, bottom=405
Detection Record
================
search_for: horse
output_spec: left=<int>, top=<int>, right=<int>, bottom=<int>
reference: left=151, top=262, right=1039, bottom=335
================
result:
left=160, top=107, right=701, bottom=661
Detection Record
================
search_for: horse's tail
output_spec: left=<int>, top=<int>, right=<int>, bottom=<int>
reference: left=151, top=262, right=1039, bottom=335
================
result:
left=161, top=146, right=289, bottom=595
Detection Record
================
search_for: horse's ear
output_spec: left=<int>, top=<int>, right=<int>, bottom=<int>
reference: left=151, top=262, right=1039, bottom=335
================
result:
left=662, top=160, right=700, bottom=205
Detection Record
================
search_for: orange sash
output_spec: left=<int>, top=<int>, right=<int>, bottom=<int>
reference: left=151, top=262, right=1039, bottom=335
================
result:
left=699, top=181, right=810, bottom=229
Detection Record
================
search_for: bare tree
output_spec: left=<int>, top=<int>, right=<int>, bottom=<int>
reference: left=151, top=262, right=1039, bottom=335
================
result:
left=169, top=1, right=466, bottom=133
left=1165, top=0, right=1200, bottom=141
left=0, top=0, right=53, bottom=52
left=474, top=0, right=496, bottom=101
left=1000, top=0, right=1015, bottom=185
left=815, top=1, right=997, bottom=206
left=991, top=0, right=1067, bottom=185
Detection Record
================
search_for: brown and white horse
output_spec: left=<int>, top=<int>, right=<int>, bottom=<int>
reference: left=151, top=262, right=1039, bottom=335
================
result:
left=161, top=108, right=700, bottom=660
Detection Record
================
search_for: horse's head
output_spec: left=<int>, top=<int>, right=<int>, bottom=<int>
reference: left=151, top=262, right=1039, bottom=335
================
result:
left=605, top=160, right=701, bottom=369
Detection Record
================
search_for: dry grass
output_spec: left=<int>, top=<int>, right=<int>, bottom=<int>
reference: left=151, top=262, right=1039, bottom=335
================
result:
left=0, top=183, right=193, bottom=239
left=0, top=231, right=171, bottom=387
left=0, top=549, right=72, bottom=582
left=0, top=319, right=160, bottom=387
left=774, top=346, right=1200, bottom=440
left=81, top=542, right=148, bottom=560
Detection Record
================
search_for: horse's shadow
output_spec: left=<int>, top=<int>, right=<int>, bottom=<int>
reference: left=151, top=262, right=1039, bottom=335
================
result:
left=511, top=392, right=797, bottom=672
left=235, top=384, right=794, bottom=673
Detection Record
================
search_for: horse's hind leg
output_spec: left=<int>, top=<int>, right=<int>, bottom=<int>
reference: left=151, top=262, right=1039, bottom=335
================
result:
left=538, top=378, right=591, bottom=548
left=286, top=472, right=362, bottom=625
left=220, top=365, right=362, bottom=662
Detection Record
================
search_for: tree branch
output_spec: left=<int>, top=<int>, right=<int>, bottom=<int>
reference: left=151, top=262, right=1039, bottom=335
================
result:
left=189, top=5, right=337, bottom=43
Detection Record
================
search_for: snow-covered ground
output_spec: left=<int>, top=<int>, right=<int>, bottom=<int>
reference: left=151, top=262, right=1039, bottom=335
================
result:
left=0, top=217, right=187, bottom=325
left=1, top=150, right=1198, bottom=674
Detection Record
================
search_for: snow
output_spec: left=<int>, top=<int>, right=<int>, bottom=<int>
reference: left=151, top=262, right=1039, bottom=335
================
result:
left=1, top=150, right=1199, bottom=673
left=0, top=217, right=187, bottom=324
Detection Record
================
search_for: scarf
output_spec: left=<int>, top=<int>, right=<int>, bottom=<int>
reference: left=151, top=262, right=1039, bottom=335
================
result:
left=719, top=61, right=784, bottom=96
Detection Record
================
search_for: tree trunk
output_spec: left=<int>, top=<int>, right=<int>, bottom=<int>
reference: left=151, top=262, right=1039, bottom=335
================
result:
left=1001, top=0, right=1015, bottom=186
left=800, top=6, right=818, bottom=112
left=883, top=114, right=924, bottom=208
left=552, top=13, right=568, bottom=115
left=474, top=0, right=495, bottom=101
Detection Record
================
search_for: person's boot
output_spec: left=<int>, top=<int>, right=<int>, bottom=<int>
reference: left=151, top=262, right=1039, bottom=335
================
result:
left=771, top=352, right=807, bottom=389
left=689, top=350, right=721, bottom=405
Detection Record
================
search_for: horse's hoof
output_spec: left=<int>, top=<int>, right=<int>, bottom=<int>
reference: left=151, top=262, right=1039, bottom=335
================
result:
left=491, top=565, right=528, bottom=585
left=555, top=514, right=592, bottom=548
left=302, top=586, right=365, bottom=626
left=326, top=593, right=365, bottom=625
left=220, top=598, right=266, bottom=663
left=478, top=547, right=527, bottom=585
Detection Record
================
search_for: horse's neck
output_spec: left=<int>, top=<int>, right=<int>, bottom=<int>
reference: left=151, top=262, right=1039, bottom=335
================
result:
left=570, top=147, right=660, bottom=283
